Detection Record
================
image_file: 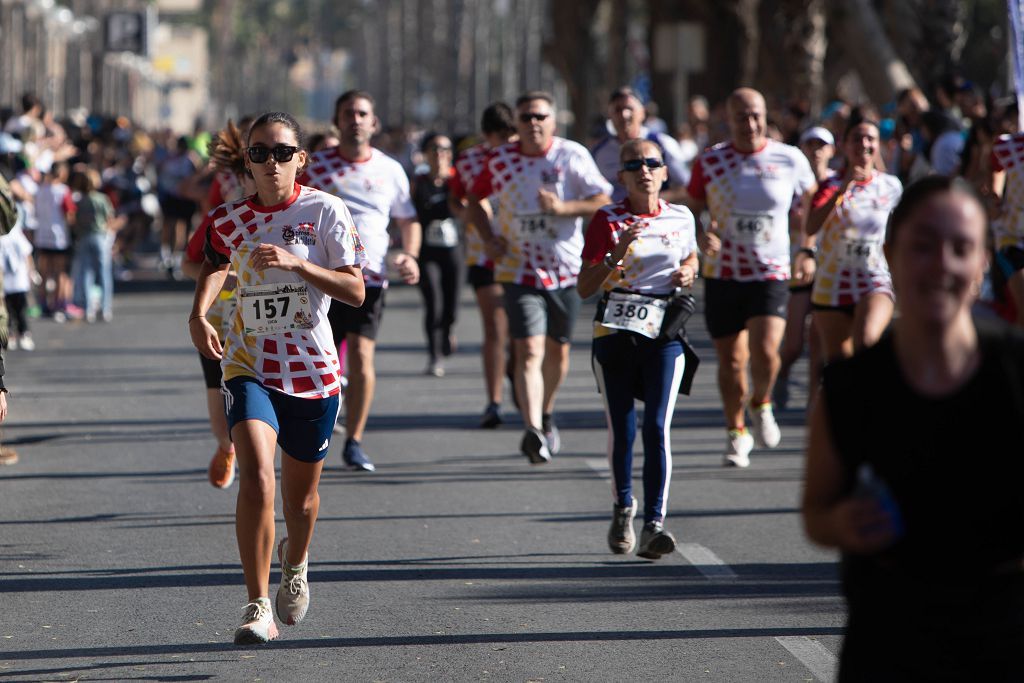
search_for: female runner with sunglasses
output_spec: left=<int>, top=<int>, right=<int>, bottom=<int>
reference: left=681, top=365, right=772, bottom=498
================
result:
left=806, top=120, right=902, bottom=363
left=578, top=138, right=699, bottom=559
left=189, top=112, right=366, bottom=644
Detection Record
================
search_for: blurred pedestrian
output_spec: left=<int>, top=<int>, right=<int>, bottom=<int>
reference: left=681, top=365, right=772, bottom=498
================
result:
left=803, top=176, right=1024, bottom=680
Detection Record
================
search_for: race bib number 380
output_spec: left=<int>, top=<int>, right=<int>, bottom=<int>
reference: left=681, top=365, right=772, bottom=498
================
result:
left=239, top=282, right=314, bottom=336
left=601, top=292, right=667, bottom=339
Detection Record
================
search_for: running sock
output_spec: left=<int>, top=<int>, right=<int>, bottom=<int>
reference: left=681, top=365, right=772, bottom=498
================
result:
left=728, top=427, right=749, bottom=437
left=751, top=401, right=772, bottom=411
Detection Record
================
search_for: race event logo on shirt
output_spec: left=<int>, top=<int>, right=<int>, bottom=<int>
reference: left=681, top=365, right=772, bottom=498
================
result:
left=282, top=222, right=317, bottom=246
left=747, top=161, right=781, bottom=180
left=540, top=168, right=562, bottom=185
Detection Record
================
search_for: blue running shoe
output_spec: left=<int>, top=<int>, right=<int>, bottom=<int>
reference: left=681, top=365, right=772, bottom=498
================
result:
left=342, top=437, right=375, bottom=472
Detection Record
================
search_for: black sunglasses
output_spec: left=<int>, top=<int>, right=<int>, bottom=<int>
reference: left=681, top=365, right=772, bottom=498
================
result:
left=621, top=157, right=665, bottom=172
left=428, top=145, right=453, bottom=152
left=519, top=112, right=550, bottom=123
left=247, top=145, right=300, bottom=164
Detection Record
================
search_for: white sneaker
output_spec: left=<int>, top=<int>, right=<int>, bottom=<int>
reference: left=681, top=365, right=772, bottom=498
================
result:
left=275, top=537, right=309, bottom=626
left=18, top=335, right=34, bottom=351
left=723, top=429, right=754, bottom=468
left=749, top=403, right=781, bottom=449
left=7, top=337, right=17, bottom=351
left=233, top=597, right=278, bottom=645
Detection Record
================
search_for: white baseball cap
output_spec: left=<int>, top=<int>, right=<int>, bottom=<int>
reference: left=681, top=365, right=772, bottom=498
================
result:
left=799, top=126, right=835, bottom=146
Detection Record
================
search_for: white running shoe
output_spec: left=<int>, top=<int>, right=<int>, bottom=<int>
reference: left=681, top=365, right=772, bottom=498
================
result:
left=275, top=538, right=310, bottom=626
left=749, top=403, right=781, bottom=449
left=723, top=429, right=754, bottom=468
left=233, top=597, right=278, bottom=645
left=18, top=335, right=34, bottom=351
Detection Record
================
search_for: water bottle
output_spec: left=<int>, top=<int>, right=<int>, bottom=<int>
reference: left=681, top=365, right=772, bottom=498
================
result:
left=853, top=463, right=905, bottom=539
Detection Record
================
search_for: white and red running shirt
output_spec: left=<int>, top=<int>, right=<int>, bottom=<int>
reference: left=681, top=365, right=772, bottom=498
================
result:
left=301, top=147, right=416, bottom=287
left=688, top=140, right=816, bottom=282
left=810, top=172, right=902, bottom=307
left=991, top=133, right=1024, bottom=250
left=470, top=138, right=612, bottom=290
left=582, top=199, right=697, bottom=294
left=207, top=183, right=366, bottom=398
left=450, top=142, right=492, bottom=269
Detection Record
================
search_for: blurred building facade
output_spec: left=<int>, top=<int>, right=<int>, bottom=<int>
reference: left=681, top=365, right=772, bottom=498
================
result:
left=0, top=0, right=208, bottom=132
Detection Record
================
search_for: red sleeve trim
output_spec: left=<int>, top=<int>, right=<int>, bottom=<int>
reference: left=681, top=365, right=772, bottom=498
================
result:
left=185, top=213, right=213, bottom=264
left=811, top=179, right=842, bottom=210
left=61, top=189, right=76, bottom=216
left=687, top=155, right=708, bottom=201
left=469, top=158, right=495, bottom=199
left=581, top=209, right=615, bottom=265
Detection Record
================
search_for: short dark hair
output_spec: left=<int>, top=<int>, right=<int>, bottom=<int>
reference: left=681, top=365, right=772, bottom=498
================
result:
left=842, top=118, right=880, bottom=142
left=20, top=93, right=39, bottom=114
left=608, top=86, right=642, bottom=104
left=886, top=175, right=981, bottom=246
left=515, top=91, right=555, bottom=109
left=481, top=102, right=514, bottom=135
left=247, top=111, right=305, bottom=150
left=420, top=131, right=449, bottom=153
left=334, top=90, right=376, bottom=120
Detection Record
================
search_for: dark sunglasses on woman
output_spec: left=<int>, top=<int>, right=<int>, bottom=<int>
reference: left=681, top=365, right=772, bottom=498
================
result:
left=247, top=145, right=300, bottom=164
left=621, top=157, right=665, bottom=172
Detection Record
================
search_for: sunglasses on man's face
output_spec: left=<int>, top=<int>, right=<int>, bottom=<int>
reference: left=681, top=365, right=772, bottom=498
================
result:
left=519, top=112, right=550, bottom=123
left=621, top=157, right=665, bottom=172
left=247, top=145, right=299, bottom=164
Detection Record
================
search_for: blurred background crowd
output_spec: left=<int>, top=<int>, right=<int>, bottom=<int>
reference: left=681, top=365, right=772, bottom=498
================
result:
left=1, top=0, right=1022, bottom=349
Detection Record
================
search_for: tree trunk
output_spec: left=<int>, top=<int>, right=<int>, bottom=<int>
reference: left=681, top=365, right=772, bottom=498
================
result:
left=828, top=0, right=917, bottom=104
left=543, top=0, right=602, bottom=141
left=884, top=0, right=966, bottom=89
left=778, top=0, right=827, bottom=114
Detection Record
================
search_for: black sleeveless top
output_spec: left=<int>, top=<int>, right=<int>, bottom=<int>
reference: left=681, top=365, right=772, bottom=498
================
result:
left=823, top=320, right=1024, bottom=680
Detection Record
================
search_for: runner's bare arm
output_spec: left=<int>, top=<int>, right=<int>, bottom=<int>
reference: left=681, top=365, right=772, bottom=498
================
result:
left=465, top=192, right=507, bottom=259
left=576, top=223, right=642, bottom=299
left=249, top=244, right=364, bottom=307
left=802, top=393, right=897, bottom=554
left=189, top=259, right=230, bottom=360
left=792, top=185, right=819, bottom=285
left=539, top=191, right=611, bottom=218
left=393, top=217, right=421, bottom=285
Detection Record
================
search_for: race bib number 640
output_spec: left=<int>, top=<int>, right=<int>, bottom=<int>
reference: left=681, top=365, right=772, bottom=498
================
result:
left=239, top=282, right=314, bottom=336
left=727, top=212, right=774, bottom=245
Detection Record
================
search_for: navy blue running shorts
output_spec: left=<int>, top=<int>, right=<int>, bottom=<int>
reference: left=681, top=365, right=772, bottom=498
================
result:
left=223, top=376, right=340, bottom=463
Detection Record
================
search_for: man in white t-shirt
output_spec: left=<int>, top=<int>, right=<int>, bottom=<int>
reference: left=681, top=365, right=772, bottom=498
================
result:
left=301, top=90, right=422, bottom=472
left=687, top=88, right=817, bottom=468
left=465, top=91, right=612, bottom=464
left=591, top=87, right=690, bottom=203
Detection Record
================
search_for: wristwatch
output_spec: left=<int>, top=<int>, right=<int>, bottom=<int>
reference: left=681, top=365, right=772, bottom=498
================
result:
left=603, top=252, right=621, bottom=269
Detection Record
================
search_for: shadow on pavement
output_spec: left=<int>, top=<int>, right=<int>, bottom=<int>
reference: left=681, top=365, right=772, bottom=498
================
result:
left=0, top=625, right=845, bottom=662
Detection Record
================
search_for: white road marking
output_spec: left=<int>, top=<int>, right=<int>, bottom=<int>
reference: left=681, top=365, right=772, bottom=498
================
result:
left=775, top=636, right=838, bottom=682
left=585, top=458, right=610, bottom=479
left=675, top=543, right=738, bottom=579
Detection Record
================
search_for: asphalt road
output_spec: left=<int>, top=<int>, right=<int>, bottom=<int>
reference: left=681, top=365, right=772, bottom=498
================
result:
left=0, top=274, right=843, bottom=682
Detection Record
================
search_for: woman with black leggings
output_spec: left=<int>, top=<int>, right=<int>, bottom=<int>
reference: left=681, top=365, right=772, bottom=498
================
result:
left=578, top=138, right=699, bottom=560
left=412, top=132, right=462, bottom=376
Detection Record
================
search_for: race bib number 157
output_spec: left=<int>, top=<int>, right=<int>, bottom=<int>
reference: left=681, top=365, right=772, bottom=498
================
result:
left=239, top=282, right=315, bottom=336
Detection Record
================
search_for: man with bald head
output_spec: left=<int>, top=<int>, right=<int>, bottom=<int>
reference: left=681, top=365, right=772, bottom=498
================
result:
left=687, top=88, right=817, bottom=468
